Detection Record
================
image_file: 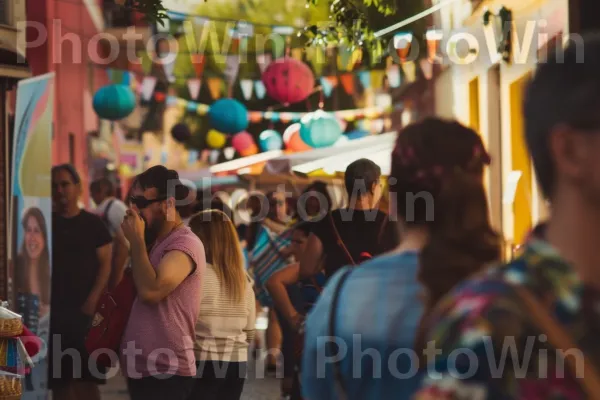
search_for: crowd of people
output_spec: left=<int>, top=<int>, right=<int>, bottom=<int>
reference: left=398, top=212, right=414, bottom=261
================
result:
left=41, top=33, right=600, bottom=400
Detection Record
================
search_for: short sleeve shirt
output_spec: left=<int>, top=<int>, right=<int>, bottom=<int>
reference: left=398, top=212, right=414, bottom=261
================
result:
left=52, top=210, right=112, bottom=310
left=310, top=208, right=399, bottom=277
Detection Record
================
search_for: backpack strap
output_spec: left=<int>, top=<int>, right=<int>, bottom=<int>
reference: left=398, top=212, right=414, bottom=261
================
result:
left=329, top=213, right=356, bottom=266
left=509, top=284, right=600, bottom=398
left=328, top=268, right=353, bottom=400
left=101, top=200, right=115, bottom=225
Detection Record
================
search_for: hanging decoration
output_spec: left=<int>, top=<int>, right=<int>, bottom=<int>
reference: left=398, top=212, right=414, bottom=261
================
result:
left=320, top=77, right=334, bottom=98
left=299, top=110, right=342, bottom=148
left=262, top=58, right=315, bottom=105
left=232, top=132, right=259, bottom=157
left=191, top=54, right=206, bottom=78
left=420, top=59, right=433, bottom=80
left=171, top=123, right=192, bottom=143
left=187, top=78, right=202, bottom=100
left=254, top=81, right=267, bottom=99
left=93, top=84, right=136, bottom=121
left=224, top=54, right=241, bottom=87
left=358, top=71, right=371, bottom=89
left=283, top=123, right=312, bottom=152
left=208, top=98, right=249, bottom=134
left=256, top=53, right=272, bottom=74
left=340, top=74, right=355, bottom=95
left=240, top=80, right=254, bottom=100
left=386, top=65, right=401, bottom=88
left=259, top=129, right=284, bottom=151
left=207, top=77, right=224, bottom=100
left=402, top=62, right=417, bottom=83
left=346, top=129, right=370, bottom=140
left=140, top=77, right=157, bottom=101
left=206, top=129, right=227, bottom=149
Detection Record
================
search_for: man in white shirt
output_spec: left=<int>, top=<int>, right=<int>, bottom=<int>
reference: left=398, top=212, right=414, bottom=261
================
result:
left=90, top=178, right=129, bottom=289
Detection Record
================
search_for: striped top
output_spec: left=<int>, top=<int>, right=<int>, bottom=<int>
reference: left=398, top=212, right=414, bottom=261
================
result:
left=194, top=263, right=256, bottom=362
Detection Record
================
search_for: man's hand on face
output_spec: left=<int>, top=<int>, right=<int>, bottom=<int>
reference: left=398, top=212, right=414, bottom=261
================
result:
left=121, top=209, right=145, bottom=246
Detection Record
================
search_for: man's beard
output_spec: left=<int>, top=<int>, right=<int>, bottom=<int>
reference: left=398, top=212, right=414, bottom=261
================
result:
left=140, top=214, right=159, bottom=248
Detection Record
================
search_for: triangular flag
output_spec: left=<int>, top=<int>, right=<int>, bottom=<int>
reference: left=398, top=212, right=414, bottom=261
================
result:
left=187, top=78, right=202, bottom=100
left=191, top=54, right=205, bottom=78
left=420, top=58, right=433, bottom=80
left=140, top=76, right=157, bottom=101
left=320, top=77, right=333, bottom=98
left=207, top=77, right=223, bottom=100
left=240, top=79, right=254, bottom=100
left=358, top=71, right=371, bottom=89
left=256, top=53, right=272, bottom=74
left=106, top=69, right=114, bottom=82
left=306, top=47, right=325, bottom=77
left=324, top=76, right=339, bottom=88
left=272, top=41, right=285, bottom=59
left=291, top=48, right=303, bottom=61
left=337, top=46, right=353, bottom=71
left=162, top=54, right=176, bottom=83
left=121, top=70, right=130, bottom=86
left=402, top=61, right=417, bottom=83
left=224, top=55, right=241, bottom=85
left=188, top=150, right=199, bottom=165
left=340, top=74, right=355, bottom=95
left=371, top=70, right=385, bottom=91
left=254, top=81, right=266, bottom=99
left=387, top=65, right=401, bottom=88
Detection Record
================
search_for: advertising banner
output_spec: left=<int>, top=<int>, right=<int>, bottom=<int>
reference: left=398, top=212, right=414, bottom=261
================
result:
left=9, top=72, right=55, bottom=399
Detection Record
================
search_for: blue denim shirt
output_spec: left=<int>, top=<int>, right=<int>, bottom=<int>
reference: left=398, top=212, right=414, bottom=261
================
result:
left=301, top=251, right=423, bottom=400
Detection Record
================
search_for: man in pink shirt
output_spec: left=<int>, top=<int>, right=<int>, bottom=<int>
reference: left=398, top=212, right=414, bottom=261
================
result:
left=121, top=166, right=205, bottom=400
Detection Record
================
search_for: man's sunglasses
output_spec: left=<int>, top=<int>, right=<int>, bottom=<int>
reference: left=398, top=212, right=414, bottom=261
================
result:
left=129, top=196, right=166, bottom=209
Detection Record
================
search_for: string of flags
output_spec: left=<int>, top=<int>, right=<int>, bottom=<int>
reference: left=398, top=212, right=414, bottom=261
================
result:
left=113, top=60, right=427, bottom=104
left=166, top=96, right=395, bottom=123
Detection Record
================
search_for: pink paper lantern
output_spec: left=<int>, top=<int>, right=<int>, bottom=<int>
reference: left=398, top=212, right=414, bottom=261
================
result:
left=262, top=58, right=315, bottom=105
left=232, top=132, right=258, bottom=157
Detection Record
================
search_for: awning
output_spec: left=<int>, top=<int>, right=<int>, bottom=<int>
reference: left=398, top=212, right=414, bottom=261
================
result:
left=266, top=132, right=397, bottom=176
left=209, top=150, right=284, bottom=175
left=177, top=169, right=241, bottom=189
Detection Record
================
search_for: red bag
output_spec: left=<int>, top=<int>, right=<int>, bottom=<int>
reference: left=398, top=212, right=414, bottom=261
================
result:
left=85, top=268, right=136, bottom=368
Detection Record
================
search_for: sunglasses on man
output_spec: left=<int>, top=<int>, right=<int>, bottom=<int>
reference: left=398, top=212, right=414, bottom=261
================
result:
left=129, top=196, right=167, bottom=209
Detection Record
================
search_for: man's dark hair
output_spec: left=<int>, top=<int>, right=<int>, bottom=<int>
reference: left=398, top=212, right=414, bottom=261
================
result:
left=52, top=164, right=81, bottom=184
left=90, top=178, right=115, bottom=196
left=137, top=166, right=190, bottom=209
left=344, top=158, right=381, bottom=198
left=524, top=33, right=593, bottom=198
left=293, top=221, right=312, bottom=236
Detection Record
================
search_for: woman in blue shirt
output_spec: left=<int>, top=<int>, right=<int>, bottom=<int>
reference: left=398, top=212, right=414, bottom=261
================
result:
left=301, top=118, right=500, bottom=400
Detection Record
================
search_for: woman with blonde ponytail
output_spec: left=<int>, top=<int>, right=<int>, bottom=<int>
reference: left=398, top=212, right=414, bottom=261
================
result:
left=188, top=210, right=256, bottom=400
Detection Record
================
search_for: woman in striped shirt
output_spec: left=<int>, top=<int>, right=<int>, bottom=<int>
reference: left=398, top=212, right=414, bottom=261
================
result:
left=188, top=210, right=256, bottom=400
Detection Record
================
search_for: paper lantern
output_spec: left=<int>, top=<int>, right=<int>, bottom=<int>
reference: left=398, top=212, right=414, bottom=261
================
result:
left=232, top=132, right=258, bottom=157
left=299, top=110, right=342, bottom=148
left=262, top=58, right=315, bottom=105
left=92, top=84, right=135, bottom=121
left=206, top=129, right=227, bottom=149
left=208, top=98, right=248, bottom=134
left=259, top=130, right=283, bottom=151
left=283, top=123, right=311, bottom=152
left=171, top=123, right=191, bottom=143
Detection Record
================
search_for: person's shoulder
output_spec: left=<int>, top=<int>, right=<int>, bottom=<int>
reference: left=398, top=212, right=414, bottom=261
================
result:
left=80, top=209, right=105, bottom=224
left=427, top=260, right=529, bottom=350
left=165, top=227, right=206, bottom=260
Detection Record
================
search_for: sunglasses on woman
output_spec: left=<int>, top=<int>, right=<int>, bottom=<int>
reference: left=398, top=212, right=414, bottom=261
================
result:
left=129, top=196, right=167, bottom=209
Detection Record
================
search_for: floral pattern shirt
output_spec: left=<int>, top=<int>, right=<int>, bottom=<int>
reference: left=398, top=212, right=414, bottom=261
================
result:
left=415, top=234, right=600, bottom=399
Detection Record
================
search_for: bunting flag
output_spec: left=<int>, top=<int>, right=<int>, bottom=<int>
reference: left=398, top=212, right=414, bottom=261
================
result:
left=386, top=65, right=401, bottom=88
left=209, top=150, right=220, bottom=164
left=337, top=46, right=353, bottom=71
left=320, top=77, right=333, bottom=98
left=188, top=150, right=199, bottom=165
left=324, top=76, right=339, bottom=89
left=272, top=42, right=285, bottom=59
left=420, top=59, right=433, bottom=80
left=256, top=53, right=272, bottom=74
left=402, top=61, right=417, bottom=83
left=191, top=53, right=206, bottom=78
left=240, top=79, right=254, bottom=100
left=370, top=70, right=385, bottom=91
left=140, top=76, right=157, bottom=101
left=358, top=71, right=371, bottom=89
left=162, top=54, right=176, bottom=83
left=224, top=147, right=236, bottom=160
left=340, top=73, right=355, bottom=95
left=254, top=80, right=266, bottom=99
left=306, top=47, right=325, bottom=77
left=291, top=48, right=303, bottom=61
left=121, top=70, right=130, bottom=85
left=187, top=78, right=202, bottom=100
left=224, top=54, right=241, bottom=86
left=207, top=77, right=223, bottom=100
left=160, top=149, right=168, bottom=164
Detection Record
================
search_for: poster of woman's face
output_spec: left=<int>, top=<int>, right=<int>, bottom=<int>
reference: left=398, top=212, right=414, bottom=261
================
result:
left=14, top=204, right=51, bottom=329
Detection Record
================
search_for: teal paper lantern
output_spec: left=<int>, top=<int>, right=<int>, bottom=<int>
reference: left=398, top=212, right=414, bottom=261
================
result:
left=299, top=110, right=342, bottom=148
left=93, top=84, right=136, bottom=121
left=259, top=129, right=283, bottom=151
left=208, top=98, right=249, bottom=134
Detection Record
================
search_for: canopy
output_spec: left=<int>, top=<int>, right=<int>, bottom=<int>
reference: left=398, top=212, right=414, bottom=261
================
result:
left=264, top=132, right=396, bottom=175
left=209, top=150, right=284, bottom=176
left=177, top=169, right=242, bottom=189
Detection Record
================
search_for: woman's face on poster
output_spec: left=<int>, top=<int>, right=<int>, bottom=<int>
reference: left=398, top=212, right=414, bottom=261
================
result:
left=25, top=216, right=45, bottom=260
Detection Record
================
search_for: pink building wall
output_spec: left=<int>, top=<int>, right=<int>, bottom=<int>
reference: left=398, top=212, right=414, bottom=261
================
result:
left=26, top=0, right=108, bottom=204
